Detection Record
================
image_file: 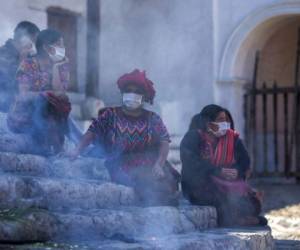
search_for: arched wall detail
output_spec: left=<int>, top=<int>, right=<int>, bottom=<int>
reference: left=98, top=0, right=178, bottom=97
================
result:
left=219, top=1, right=300, bottom=81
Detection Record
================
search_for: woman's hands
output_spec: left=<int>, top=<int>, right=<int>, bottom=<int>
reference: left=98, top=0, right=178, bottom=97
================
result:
left=66, top=131, right=95, bottom=161
left=220, top=168, right=238, bottom=180
left=53, top=56, right=69, bottom=67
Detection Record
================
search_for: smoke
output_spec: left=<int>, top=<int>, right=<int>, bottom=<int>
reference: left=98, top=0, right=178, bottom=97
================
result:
left=99, top=0, right=215, bottom=135
left=0, top=1, right=221, bottom=249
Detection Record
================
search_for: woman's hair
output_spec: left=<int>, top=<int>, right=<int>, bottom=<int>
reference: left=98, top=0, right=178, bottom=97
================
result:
left=223, top=108, right=235, bottom=130
left=188, top=104, right=224, bottom=131
left=14, top=21, right=40, bottom=41
left=36, top=29, right=62, bottom=55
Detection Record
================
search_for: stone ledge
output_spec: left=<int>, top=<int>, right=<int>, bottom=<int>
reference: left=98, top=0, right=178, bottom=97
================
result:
left=0, top=175, right=135, bottom=210
left=55, top=206, right=217, bottom=240
left=0, top=152, right=110, bottom=182
left=0, top=227, right=274, bottom=250
left=0, top=209, right=58, bottom=243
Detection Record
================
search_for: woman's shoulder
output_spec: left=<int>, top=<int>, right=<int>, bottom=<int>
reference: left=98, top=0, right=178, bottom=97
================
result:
left=181, top=129, right=202, bottom=146
left=184, top=129, right=202, bottom=138
left=98, top=106, right=118, bottom=118
left=145, top=110, right=164, bottom=121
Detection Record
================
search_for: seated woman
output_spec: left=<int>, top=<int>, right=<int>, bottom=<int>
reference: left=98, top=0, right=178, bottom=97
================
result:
left=180, top=104, right=267, bottom=226
left=8, top=29, right=71, bottom=155
left=70, top=69, right=180, bottom=206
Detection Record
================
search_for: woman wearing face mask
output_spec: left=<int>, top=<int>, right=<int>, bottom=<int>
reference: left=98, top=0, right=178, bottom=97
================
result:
left=180, top=104, right=267, bottom=227
left=8, top=29, right=71, bottom=155
left=69, top=69, right=180, bottom=206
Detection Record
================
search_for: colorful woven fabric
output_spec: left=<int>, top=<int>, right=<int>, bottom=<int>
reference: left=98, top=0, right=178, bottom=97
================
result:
left=16, top=56, right=69, bottom=91
left=199, top=129, right=239, bottom=167
left=88, top=107, right=170, bottom=172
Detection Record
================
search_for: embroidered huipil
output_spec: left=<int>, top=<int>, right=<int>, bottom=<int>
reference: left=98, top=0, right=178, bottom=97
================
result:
left=16, top=56, right=69, bottom=91
left=88, top=107, right=170, bottom=172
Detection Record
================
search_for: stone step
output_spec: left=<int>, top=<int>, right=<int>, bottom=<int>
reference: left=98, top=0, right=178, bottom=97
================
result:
left=0, top=205, right=217, bottom=246
left=0, top=227, right=274, bottom=250
left=54, top=206, right=217, bottom=240
left=0, top=133, right=33, bottom=154
left=275, top=240, right=300, bottom=250
left=0, top=175, right=135, bottom=210
left=134, top=227, right=274, bottom=250
left=0, top=112, right=10, bottom=134
left=0, top=208, right=57, bottom=243
left=0, top=152, right=110, bottom=182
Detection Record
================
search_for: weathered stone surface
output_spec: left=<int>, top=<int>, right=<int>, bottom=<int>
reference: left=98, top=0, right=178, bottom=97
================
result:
left=0, top=112, right=10, bottom=134
left=138, top=228, right=275, bottom=250
left=55, top=206, right=217, bottom=240
left=0, top=152, right=50, bottom=176
left=0, top=153, right=110, bottom=181
left=0, top=241, right=148, bottom=250
left=0, top=134, right=34, bottom=154
left=50, top=157, right=110, bottom=181
left=275, top=239, right=300, bottom=250
left=0, top=209, right=58, bottom=243
left=0, top=175, right=135, bottom=210
left=0, top=228, right=274, bottom=250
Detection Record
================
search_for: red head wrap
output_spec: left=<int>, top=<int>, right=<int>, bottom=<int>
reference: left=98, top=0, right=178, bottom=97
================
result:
left=117, top=69, right=156, bottom=104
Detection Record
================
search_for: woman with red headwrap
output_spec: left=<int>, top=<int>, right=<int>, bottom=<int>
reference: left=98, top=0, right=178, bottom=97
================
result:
left=70, top=69, right=180, bottom=206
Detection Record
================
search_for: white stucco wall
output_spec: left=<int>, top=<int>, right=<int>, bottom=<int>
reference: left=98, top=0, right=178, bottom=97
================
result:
left=214, top=0, right=300, bottom=136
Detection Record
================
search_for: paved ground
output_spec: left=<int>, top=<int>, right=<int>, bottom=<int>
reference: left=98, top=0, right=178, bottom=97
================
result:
left=251, top=179, right=300, bottom=249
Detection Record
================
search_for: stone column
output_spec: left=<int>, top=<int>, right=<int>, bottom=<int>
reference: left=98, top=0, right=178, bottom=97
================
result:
left=86, top=0, right=100, bottom=97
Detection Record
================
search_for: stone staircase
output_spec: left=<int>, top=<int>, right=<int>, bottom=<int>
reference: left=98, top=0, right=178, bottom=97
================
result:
left=0, top=111, right=275, bottom=250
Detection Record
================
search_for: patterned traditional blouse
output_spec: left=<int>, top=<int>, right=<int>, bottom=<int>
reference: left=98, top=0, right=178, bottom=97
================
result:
left=16, top=56, right=69, bottom=91
left=88, top=107, right=170, bottom=172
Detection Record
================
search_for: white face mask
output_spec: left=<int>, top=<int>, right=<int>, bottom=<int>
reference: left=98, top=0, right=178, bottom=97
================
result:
left=49, top=46, right=65, bottom=62
left=210, top=121, right=230, bottom=137
left=20, top=36, right=37, bottom=56
left=123, top=93, right=143, bottom=110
